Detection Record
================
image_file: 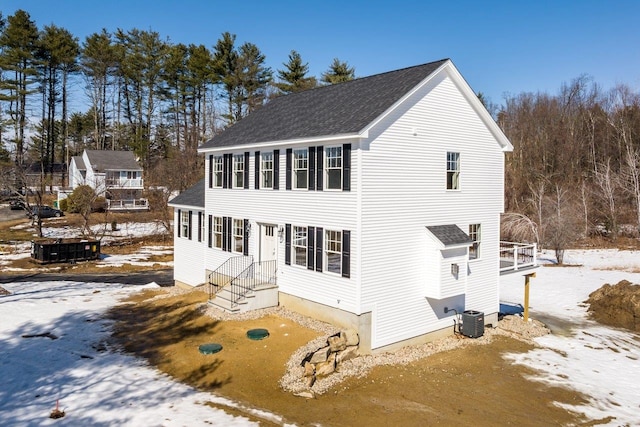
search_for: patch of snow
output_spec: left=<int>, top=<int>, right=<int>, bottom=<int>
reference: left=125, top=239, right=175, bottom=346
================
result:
left=0, top=281, right=261, bottom=426
left=501, top=249, right=640, bottom=426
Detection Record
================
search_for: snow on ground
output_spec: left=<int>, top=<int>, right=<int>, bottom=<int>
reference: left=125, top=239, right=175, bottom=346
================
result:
left=0, top=281, right=283, bottom=426
left=98, top=246, right=173, bottom=268
left=1, top=249, right=639, bottom=425
left=500, top=249, right=640, bottom=426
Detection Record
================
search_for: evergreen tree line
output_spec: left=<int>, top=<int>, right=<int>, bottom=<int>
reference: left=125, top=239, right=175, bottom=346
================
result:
left=0, top=9, right=355, bottom=191
left=2, top=10, right=639, bottom=250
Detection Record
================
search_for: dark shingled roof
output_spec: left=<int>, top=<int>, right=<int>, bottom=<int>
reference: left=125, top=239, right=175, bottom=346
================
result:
left=200, top=59, right=449, bottom=149
left=427, top=225, right=472, bottom=247
left=72, top=156, right=86, bottom=170
left=169, top=178, right=205, bottom=208
left=85, top=150, right=142, bottom=172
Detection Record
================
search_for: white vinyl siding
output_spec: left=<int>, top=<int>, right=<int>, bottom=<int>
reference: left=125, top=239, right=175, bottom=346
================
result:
left=173, top=208, right=205, bottom=287
left=325, top=146, right=342, bottom=190
left=293, top=149, right=308, bottom=189
left=359, top=73, right=504, bottom=349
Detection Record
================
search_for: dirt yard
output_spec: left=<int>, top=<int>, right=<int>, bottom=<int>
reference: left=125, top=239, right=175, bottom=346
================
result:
left=108, top=288, right=598, bottom=426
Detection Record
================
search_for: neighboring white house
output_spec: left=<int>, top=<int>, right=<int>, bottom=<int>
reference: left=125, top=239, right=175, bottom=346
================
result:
left=169, top=59, right=537, bottom=353
left=65, top=149, right=148, bottom=211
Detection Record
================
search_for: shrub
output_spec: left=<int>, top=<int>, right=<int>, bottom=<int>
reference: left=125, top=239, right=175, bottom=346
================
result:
left=59, top=198, right=68, bottom=212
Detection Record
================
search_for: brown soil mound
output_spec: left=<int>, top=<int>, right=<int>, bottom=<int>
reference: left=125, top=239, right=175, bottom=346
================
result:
left=107, top=288, right=591, bottom=426
left=586, top=280, right=640, bottom=331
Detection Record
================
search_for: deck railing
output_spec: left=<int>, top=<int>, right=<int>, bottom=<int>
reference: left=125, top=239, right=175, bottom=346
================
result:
left=105, top=178, right=144, bottom=188
left=106, top=198, right=149, bottom=210
left=499, top=241, right=537, bottom=273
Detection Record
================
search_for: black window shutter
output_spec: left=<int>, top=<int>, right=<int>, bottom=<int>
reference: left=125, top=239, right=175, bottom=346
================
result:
left=177, top=209, right=181, bottom=238
left=208, top=155, right=213, bottom=188
left=222, top=216, right=228, bottom=251
left=285, top=148, right=292, bottom=190
left=343, top=143, right=351, bottom=192
left=285, top=224, right=291, bottom=265
left=222, top=154, right=229, bottom=189
left=208, top=215, right=212, bottom=248
left=307, top=226, right=315, bottom=270
left=244, top=152, right=250, bottom=189
left=197, top=212, right=202, bottom=242
left=315, top=227, right=323, bottom=272
left=316, top=145, right=323, bottom=191
left=342, top=230, right=351, bottom=278
left=226, top=217, right=232, bottom=252
left=254, top=151, right=260, bottom=190
left=273, top=149, right=279, bottom=190
left=188, top=211, right=192, bottom=240
left=243, top=219, right=249, bottom=256
left=309, top=147, right=316, bottom=191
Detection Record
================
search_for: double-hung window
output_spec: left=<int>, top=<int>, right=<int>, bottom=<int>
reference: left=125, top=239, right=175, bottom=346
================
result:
left=233, top=154, right=245, bottom=188
left=325, top=229, right=342, bottom=274
left=233, top=219, right=244, bottom=253
left=180, top=210, right=189, bottom=238
left=213, top=216, right=223, bottom=249
left=469, top=223, right=481, bottom=260
left=325, top=146, right=342, bottom=190
left=213, top=156, right=223, bottom=187
left=293, top=149, right=308, bottom=189
left=261, top=152, right=273, bottom=188
left=293, top=226, right=307, bottom=267
left=446, top=152, right=460, bottom=190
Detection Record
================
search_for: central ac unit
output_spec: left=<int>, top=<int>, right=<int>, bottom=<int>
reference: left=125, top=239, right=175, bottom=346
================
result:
left=461, top=310, right=484, bottom=338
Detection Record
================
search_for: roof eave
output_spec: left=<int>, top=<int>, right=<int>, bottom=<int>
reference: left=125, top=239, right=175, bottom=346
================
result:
left=198, top=132, right=364, bottom=153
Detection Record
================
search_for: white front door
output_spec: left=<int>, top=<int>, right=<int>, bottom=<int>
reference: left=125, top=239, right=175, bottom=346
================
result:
left=259, top=224, right=277, bottom=262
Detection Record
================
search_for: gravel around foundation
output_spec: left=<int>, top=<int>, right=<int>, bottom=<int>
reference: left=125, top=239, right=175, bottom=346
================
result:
left=157, top=286, right=550, bottom=396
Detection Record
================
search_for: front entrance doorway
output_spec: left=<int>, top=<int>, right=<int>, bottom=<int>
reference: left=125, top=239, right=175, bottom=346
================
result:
left=259, top=223, right=278, bottom=262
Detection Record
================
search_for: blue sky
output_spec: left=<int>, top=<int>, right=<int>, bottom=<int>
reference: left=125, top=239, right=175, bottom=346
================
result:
left=3, top=0, right=640, bottom=108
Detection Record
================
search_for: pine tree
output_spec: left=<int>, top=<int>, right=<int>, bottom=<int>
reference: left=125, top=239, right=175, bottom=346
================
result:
left=275, top=50, right=317, bottom=95
left=0, top=9, right=40, bottom=166
left=321, top=58, right=355, bottom=85
left=81, top=29, right=118, bottom=150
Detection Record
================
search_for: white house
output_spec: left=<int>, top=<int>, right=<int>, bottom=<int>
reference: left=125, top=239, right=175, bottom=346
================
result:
left=66, top=149, right=148, bottom=211
left=169, top=59, right=536, bottom=353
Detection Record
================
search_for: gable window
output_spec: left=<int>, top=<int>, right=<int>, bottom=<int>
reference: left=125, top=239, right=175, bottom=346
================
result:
left=213, top=216, right=223, bottom=249
left=293, top=149, right=308, bottom=189
left=180, top=210, right=190, bottom=239
left=469, top=223, right=481, bottom=260
left=233, top=218, right=244, bottom=253
left=446, top=152, right=460, bottom=190
left=293, top=226, right=307, bottom=267
left=325, top=230, right=342, bottom=274
left=261, top=152, right=274, bottom=189
left=233, top=154, right=245, bottom=188
left=213, top=156, right=223, bottom=187
left=325, top=146, right=342, bottom=190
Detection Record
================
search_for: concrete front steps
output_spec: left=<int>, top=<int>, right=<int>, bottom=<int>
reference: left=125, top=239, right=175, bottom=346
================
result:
left=209, top=283, right=279, bottom=313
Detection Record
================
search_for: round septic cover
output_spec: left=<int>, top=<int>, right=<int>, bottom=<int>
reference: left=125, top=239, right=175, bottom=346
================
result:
left=247, top=328, right=269, bottom=340
left=199, top=343, right=223, bottom=354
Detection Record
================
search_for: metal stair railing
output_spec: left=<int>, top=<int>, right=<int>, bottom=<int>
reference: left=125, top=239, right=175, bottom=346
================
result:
left=228, top=260, right=277, bottom=308
left=207, top=255, right=253, bottom=299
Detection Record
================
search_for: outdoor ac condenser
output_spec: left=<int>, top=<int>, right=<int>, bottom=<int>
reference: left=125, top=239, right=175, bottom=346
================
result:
left=460, top=310, right=484, bottom=338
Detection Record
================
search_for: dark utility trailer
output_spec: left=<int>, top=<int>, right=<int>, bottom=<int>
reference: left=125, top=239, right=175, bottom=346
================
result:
left=31, top=239, right=101, bottom=264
